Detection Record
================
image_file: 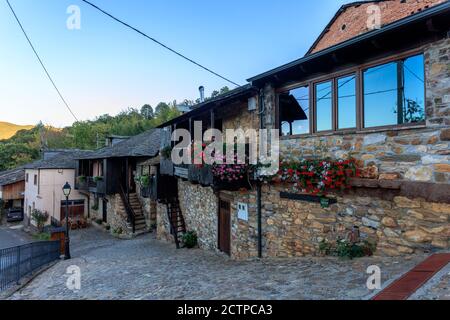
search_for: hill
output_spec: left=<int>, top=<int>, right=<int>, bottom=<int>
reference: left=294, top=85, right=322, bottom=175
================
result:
left=0, top=122, right=34, bottom=140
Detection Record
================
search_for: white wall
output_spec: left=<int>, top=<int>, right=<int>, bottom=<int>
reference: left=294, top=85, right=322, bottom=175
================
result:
left=24, top=168, right=88, bottom=226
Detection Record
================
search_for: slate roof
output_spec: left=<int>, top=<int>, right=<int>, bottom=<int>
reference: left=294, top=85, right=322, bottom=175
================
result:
left=0, top=168, right=25, bottom=186
left=23, top=150, right=94, bottom=170
left=78, top=129, right=161, bottom=160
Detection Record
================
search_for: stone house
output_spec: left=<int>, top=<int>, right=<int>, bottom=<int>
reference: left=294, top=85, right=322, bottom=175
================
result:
left=157, top=0, right=450, bottom=259
left=75, top=129, right=160, bottom=237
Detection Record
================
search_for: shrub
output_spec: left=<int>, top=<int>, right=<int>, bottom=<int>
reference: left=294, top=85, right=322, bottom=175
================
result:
left=135, top=174, right=150, bottom=187
left=31, top=209, right=49, bottom=232
left=95, top=218, right=103, bottom=225
left=113, top=227, right=123, bottom=235
left=182, top=231, right=198, bottom=249
left=93, top=176, right=103, bottom=182
left=320, top=239, right=377, bottom=260
left=34, top=232, right=51, bottom=241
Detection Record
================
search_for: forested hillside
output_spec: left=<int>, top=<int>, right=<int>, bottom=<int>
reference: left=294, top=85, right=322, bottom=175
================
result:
left=0, top=87, right=229, bottom=172
left=0, top=122, right=33, bottom=140
left=0, top=102, right=180, bottom=171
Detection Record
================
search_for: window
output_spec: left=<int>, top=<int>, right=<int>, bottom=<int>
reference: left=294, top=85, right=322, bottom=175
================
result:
left=337, top=75, right=357, bottom=129
left=363, top=54, right=425, bottom=128
left=278, top=52, right=425, bottom=137
left=279, top=86, right=309, bottom=136
left=33, top=174, right=37, bottom=186
left=25, top=173, right=29, bottom=183
left=315, top=81, right=333, bottom=132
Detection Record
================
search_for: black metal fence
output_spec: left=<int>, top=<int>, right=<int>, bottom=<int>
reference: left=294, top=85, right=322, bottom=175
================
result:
left=0, top=241, right=60, bottom=291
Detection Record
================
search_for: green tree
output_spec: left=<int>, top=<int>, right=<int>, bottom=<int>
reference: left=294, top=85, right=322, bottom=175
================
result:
left=140, top=104, right=154, bottom=119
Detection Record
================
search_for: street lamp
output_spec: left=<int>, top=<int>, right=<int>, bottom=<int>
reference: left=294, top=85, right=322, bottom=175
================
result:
left=62, top=182, right=72, bottom=260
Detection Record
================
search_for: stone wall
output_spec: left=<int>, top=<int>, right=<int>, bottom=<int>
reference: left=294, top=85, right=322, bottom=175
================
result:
left=426, top=38, right=450, bottom=127
left=258, top=184, right=450, bottom=257
left=220, top=100, right=259, bottom=132
left=280, top=127, right=449, bottom=183
left=225, top=190, right=259, bottom=260
left=178, top=180, right=218, bottom=250
left=106, top=194, right=132, bottom=236
left=88, top=195, right=102, bottom=221
left=156, top=202, right=173, bottom=243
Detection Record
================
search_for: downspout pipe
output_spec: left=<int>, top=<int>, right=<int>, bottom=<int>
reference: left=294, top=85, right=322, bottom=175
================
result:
left=257, top=88, right=265, bottom=259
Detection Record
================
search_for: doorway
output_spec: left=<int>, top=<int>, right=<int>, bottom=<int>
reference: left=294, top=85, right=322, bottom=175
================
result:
left=102, top=198, right=108, bottom=223
left=218, top=199, right=231, bottom=256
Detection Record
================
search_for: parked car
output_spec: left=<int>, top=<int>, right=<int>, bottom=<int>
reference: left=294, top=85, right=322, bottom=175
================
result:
left=7, top=208, right=24, bottom=222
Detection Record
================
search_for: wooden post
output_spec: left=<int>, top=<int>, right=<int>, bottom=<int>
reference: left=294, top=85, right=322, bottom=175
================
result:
left=210, top=109, right=215, bottom=130
left=397, top=60, right=405, bottom=124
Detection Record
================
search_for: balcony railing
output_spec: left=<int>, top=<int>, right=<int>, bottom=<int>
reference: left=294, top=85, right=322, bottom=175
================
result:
left=75, top=176, right=106, bottom=194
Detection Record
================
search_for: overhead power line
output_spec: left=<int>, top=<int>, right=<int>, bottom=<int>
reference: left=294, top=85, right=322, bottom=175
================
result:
left=80, top=0, right=241, bottom=87
left=6, top=0, right=79, bottom=122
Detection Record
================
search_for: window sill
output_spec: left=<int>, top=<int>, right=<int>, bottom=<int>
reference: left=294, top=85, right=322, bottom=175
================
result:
left=349, top=178, right=450, bottom=204
left=280, top=123, right=427, bottom=140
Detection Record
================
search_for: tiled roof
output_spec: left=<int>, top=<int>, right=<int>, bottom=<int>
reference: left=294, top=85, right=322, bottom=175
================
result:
left=78, top=129, right=161, bottom=160
left=0, top=168, right=25, bottom=186
left=24, top=150, right=94, bottom=170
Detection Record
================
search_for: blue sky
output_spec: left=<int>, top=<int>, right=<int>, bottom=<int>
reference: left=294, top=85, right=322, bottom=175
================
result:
left=0, top=0, right=350, bottom=127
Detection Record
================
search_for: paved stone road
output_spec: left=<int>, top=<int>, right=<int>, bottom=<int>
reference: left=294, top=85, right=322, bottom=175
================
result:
left=0, top=225, right=33, bottom=250
left=6, top=228, right=446, bottom=300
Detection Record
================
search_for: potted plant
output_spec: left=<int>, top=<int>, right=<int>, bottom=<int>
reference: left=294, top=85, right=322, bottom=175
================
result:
left=93, top=176, right=103, bottom=182
left=77, top=175, right=86, bottom=183
left=161, top=146, right=173, bottom=160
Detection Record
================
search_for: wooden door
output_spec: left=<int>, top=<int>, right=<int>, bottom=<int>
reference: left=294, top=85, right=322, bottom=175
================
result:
left=60, top=200, right=85, bottom=221
left=218, top=199, right=231, bottom=255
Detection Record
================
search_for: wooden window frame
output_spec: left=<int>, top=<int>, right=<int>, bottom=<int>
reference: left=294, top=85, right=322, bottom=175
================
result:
left=276, top=47, right=426, bottom=138
left=336, top=72, right=358, bottom=131
left=314, top=79, right=335, bottom=134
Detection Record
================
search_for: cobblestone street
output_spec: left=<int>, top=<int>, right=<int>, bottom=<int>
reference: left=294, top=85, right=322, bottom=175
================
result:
left=7, top=228, right=448, bottom=300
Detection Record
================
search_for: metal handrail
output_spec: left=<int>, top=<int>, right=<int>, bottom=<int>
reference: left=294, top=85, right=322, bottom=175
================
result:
left=0, top=241, right=60, bottom=291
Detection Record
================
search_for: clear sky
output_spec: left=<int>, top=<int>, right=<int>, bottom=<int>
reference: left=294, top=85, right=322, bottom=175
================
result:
left=0, top=0, right=350, bottom=127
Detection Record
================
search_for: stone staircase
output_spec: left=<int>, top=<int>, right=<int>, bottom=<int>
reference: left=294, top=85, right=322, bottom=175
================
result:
left=117, top=192, right=147, bottom=235
left=128, top=193, right=147, bottom=234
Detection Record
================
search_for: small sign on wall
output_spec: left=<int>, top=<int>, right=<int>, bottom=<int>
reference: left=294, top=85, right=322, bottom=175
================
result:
left=237, top=202, right=248, bottom=221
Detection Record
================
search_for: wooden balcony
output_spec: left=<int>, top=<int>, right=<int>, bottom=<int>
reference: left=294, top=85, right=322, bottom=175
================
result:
left=75, top=176, right=106, bottom=194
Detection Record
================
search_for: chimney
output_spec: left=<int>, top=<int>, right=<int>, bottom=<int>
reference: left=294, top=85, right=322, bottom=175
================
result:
left=199, top=86, right=205, bottom=103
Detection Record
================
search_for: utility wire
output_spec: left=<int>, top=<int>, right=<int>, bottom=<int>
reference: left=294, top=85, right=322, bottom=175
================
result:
left=6, top=0, right=79, bottom=122
left=404, top=64, right=424, bottom=83
left=80, top=0, right=241, bottom=87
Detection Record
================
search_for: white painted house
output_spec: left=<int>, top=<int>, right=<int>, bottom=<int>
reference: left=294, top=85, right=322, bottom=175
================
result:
left=23, top=150, right=93, bottom=227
